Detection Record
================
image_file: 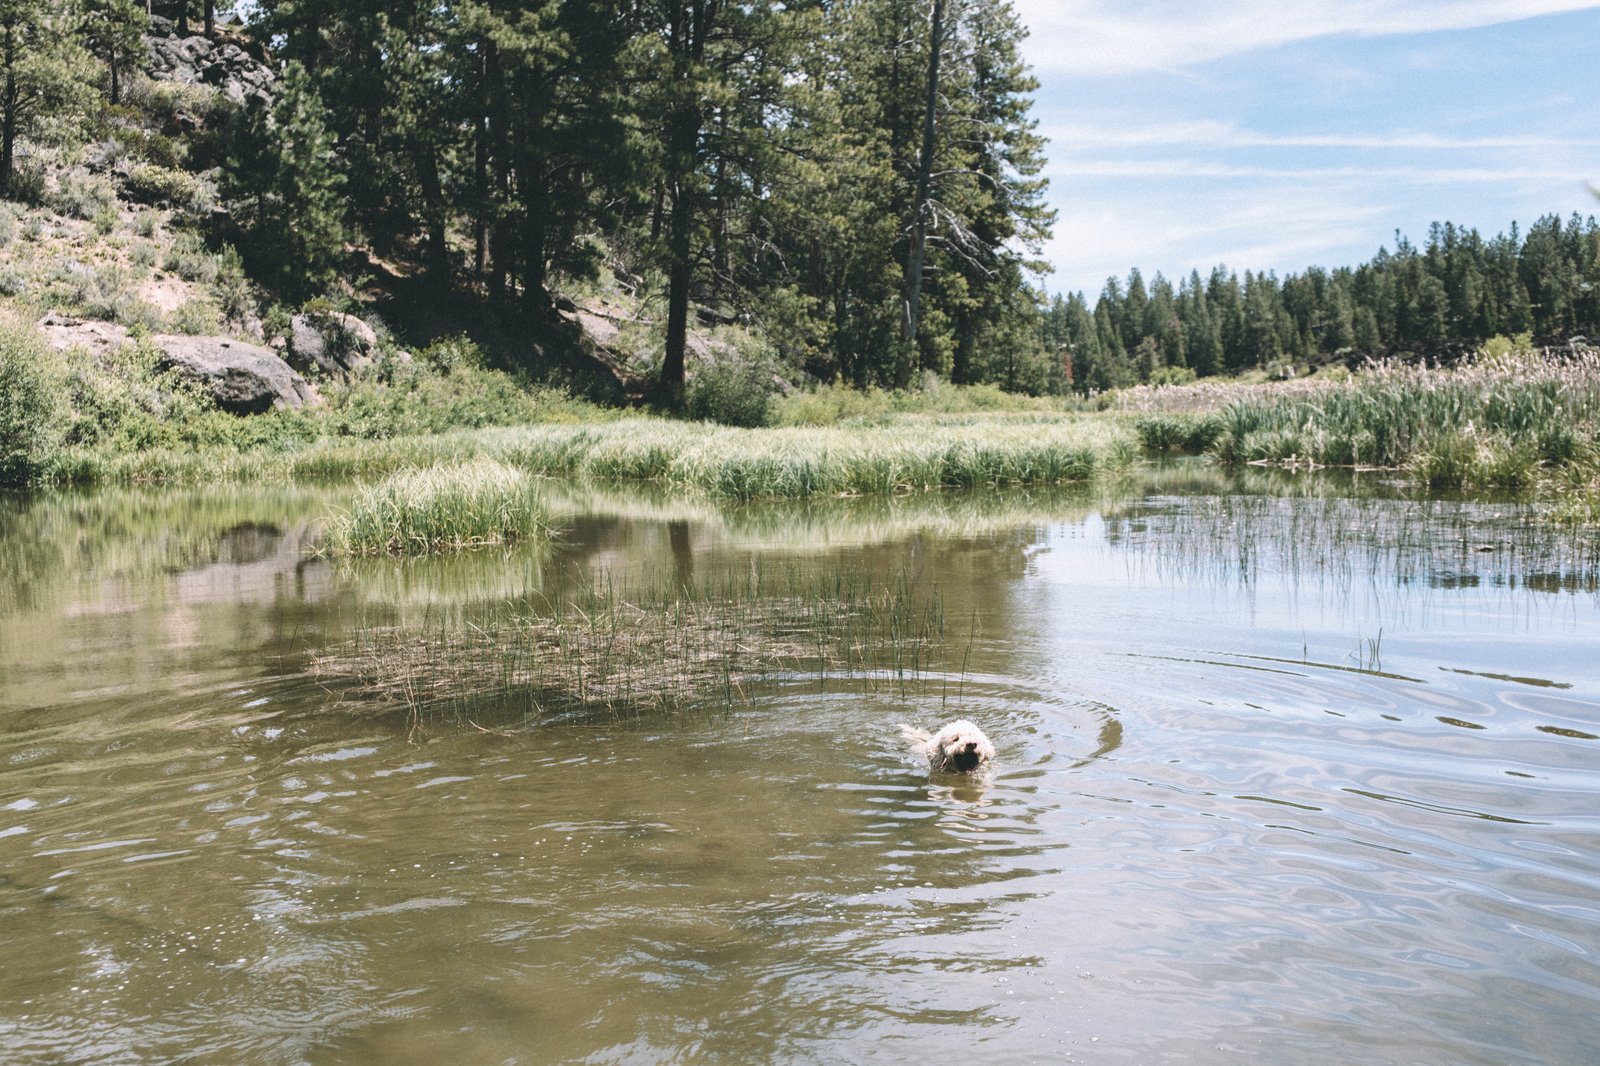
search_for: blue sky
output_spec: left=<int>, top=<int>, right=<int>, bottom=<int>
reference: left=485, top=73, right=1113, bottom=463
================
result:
left=1011, top=1, right=1600, bottom=297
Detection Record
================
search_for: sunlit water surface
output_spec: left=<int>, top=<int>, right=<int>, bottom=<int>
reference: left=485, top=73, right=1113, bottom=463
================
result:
left=2, top=468, right=1599, bottom=1064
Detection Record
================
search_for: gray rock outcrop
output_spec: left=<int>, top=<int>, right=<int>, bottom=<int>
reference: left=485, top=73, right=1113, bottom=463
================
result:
left=37, top=313, right=130, bottom=358
left=153, top=334, right=319, bottom=414
left=285, top=312, right=380, bottom=379
left=145, top=18, right=275, bottom=106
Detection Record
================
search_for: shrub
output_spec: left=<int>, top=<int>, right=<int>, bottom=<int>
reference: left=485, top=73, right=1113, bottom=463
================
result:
left=0, top=317, right=65, bottom=485
left=7, top=162, right=48, bottom=206
left=115, top=127, right=185, bottom=170
left=774, top=382, right=893, bottom=426
left=123, top=163, right=207, bottom=210
left=130, top=240, right=159, bottom=270
left=1148, top=365, right=1198, bottom=387
left=418, top=335, right=487, bottom=375
left=167, top=297, right=221, bottom=335
left=163, top=231, right=220, bottom=284
left=51, top=172, right=117, bottom=221
left=686, top=355, right=777, bottom=428
left=211, top=247, right=254, bottom=325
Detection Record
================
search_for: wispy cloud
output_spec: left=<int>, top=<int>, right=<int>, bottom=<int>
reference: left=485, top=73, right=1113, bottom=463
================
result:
left=1013, top=0, right=1600, bottom=75
left=1042, top=160, right=1585, bottom=184
left=1040, top=121, right=1600, bottom=151
left=1039, top=185, right=1397, bottom=293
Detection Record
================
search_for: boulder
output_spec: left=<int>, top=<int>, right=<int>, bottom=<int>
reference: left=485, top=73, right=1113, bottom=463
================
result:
left=285, top=312, right=380, bottom=378
left=37, top=313, right=131, bottom=357
left=153, top=334, right=319, bottom=414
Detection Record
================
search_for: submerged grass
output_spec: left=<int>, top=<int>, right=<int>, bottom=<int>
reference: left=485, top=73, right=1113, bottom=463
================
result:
left=322, top=459, right=550, bottom=556
left=314, top=564, right=952, bottom=732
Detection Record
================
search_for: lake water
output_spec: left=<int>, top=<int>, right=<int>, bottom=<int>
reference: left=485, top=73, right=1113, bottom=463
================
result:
left=3, top=466, right=1599, bottom=1064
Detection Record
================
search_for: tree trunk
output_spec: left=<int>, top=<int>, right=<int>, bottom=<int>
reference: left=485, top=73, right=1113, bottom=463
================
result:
left=415, top=142, right=449, bottom=275
left=655, top=0, right=713, bottom=409
left=1, top=64, right=17, bottom=198
left=522, top=178, right=550, bottom=317
left=204, top=0, right=214, bottom=38
left=900, top=0, right=945, bottom=365
left=660, top=174, right=693, bottom=408
left=487, top=40, right=511, bottom=304
left=472, top=48, right=488, bottom=281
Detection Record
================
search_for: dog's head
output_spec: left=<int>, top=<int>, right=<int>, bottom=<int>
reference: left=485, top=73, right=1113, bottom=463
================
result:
left=930, top=719, right=995, bottom=774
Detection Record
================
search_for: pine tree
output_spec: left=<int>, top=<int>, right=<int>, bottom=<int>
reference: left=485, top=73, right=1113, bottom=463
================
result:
left=79, top=0, right=145, bottom=105
left=0, top=0, right=94, bottom=198
left=222, top=61, right=346, bottom=295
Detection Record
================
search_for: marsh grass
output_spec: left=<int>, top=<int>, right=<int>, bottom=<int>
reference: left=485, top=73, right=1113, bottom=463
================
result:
left=314, top=565, right=950, bottom=731
left=1134, top=412, right=1227, bottom=454
left=52, top=412, right=1139, bottom=498
left=1209, top=350, right=1600, bottom=489
left=322, top=459, right=550, bottom=555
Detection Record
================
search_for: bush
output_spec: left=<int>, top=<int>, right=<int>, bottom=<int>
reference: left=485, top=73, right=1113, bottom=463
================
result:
left=686, top=355, right=778, bottom=428
left=6, top=162, right=48, bottom=206
left=418, top=335, right=487, bottom=375
left=163, top=231, right=220, bottom=284
left=167, top=297, right=221, bottom=335
left=211, top=247, right=254, bottom=325
left=115, top=127, right=185, bottom=170
left=0, top=317, right=65, bottom=485
left=51, top=172, right=117, bottom=221
left=123, top=163, right=208, bottom=210
left=774, top=382, right=894, bottom=426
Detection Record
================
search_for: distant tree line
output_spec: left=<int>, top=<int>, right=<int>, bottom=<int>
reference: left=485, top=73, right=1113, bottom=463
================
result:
left=1041, top=215, right=1600, bottom=394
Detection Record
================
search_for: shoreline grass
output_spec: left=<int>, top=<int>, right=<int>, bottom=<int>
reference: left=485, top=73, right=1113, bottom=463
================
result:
left=1120, top=350, right=1600, bottom=513
left=44, top=412, right=1142, bottom=500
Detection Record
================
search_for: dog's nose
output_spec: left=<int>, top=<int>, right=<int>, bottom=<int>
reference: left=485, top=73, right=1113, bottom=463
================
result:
left=964, top=742, right=976, bottom=752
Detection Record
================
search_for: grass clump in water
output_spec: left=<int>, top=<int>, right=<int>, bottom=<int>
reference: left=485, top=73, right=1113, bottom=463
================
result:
left=322, top=459, right=549, bottom=555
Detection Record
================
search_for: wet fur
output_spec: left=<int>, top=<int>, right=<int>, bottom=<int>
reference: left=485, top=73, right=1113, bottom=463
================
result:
left=899, top=719, right=996, bottom=774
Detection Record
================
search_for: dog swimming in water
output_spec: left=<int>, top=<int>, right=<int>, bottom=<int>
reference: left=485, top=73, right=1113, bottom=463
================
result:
left=899, top=718, right=996, bottom=774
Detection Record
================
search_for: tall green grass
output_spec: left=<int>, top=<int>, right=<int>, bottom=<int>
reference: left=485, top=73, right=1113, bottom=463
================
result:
left=1211, top=350, right=1600, bottom=488
left=54, top=413, right=1140, bottom=499
left=322, top=459, right=550, bottom=555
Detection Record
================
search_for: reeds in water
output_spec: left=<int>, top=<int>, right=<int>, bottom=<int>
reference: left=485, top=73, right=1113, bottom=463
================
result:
left=321, top=458, right=550, bottom=555
left=313, top=565, right=950, bottom=730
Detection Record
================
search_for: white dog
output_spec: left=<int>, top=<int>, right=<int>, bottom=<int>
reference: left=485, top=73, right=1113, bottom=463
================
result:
left=899, top=718, right=996, bottom=774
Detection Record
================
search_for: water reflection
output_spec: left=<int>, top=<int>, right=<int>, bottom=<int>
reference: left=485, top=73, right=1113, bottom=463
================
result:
left=2, top=471, right=1600, bottom=1064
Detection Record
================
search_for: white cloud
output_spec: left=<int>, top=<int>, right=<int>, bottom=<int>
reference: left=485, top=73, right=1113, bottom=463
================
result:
left=1039, top=120, right=1600, bottom=151
left=1012, top=0, right=1600, bottom=76
left=1040, top=185, right=1397, bottom=294
left=1042, top=160, right=1583, bottom=184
